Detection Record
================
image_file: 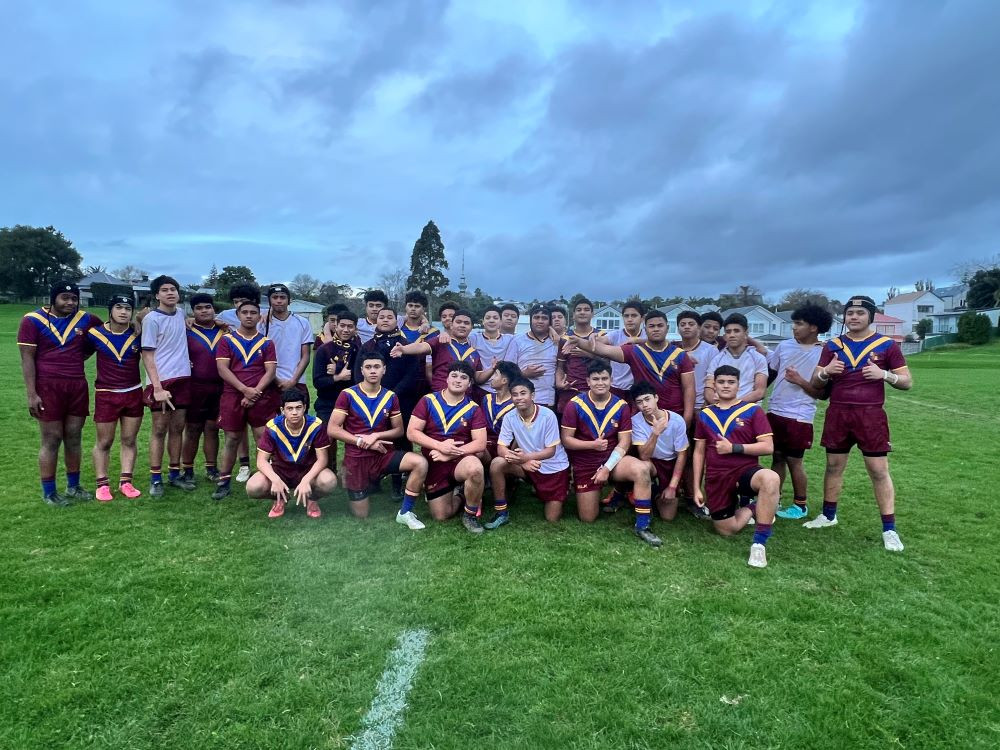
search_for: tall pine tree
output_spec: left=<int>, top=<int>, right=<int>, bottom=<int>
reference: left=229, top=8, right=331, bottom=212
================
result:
left=406, top=220, right=449, bottom=294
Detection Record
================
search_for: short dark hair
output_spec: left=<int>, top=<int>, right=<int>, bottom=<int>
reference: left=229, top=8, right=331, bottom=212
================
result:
left=622, top=299, right=646, bottom=316
left=336, top=311, right=358, bottom=324
left=644, top=310, right=668, bottom=325
left=573, top=297, right=594, bottom=312
left=792, top=303, right=834, bottom=334
left=629, top=381, right=657, bottom=401
left=438, top=301, right=459, bottom=317
left=377, top=306, right=398, bottom=318
left=229, top=283, right=260, bottom=303
left=714, top=364, right=741, bottom=381
left=151, top=275, right=180, bottom=295
left=325, top=303, right=347, bottom=317
left=500, top=303, right=520, bottom=316
left=494, top=361, right=522, bottom=384
left=549, top=305, right=567, bottom=319
left=364, top=289, right=389, bottom=305
left=281, top=389, right=305, bottom=406
left=189, top=293, right=215, bottom=308
left=586, top=359, right=613, bottom=377
left=701, top=311, right=724, bottom=326
left=360, top=351, right=386, bottom=366
left=452, top=308, right=474, bottom=324
left=237, top=300, right=261, bottom=312
left=509, top=376, right=535, bottom=393
left=447, top=360, right=476, bottom=381
left=483, top=305, right=502, bottom=317
left=528, top=304, right=550, bottom=320
left=404, top=291, right=428, bottom=308
left=677, top=310, right=701, bottom=325
left=723, top=313, right=748, bottom=331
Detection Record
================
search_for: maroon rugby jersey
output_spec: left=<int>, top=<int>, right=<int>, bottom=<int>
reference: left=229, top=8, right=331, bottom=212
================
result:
left=620, top=342, right=693, bottom=412
left=411, top=391, right=487, bottom=443
left=695, top=401, right=772, bottom=476
left=561, top=392, right=631, bottom=465
left=187, top=324, right=225, bottom=381
left=216, top=331, right=277, bottom=391
left=333, top=385, right=401, bottom=459
left=17, top=308, right=102, bottom=379
left=258, top=414, right=330, bottom=476
left=818, top=334, right=906, bottom=406
left=561, top=329, right=604, bottom=392
left=427, top=337, right=483, bottom=391
left=481, top=392, right=515, bottom=438
left=85, top=324, right=141, bottom=390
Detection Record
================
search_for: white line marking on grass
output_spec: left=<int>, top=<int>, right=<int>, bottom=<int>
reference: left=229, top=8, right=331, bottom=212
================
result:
left=894, top=395, right=1000, bottom=422
left=350, top=628, right=430, bottom=750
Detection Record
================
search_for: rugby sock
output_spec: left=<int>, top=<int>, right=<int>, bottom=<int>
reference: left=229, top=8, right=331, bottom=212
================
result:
left=119, top=472, right=133, bottom=487
left=794, top=495, right=807, bottom=510
left=603, top=489, right=626, bottom=507
left=494, top=497, right=508, bottom=514
left=464, top=502, right=479, bottom=518
left=150, top=467, right=162, bottom=484
left=400, top=493, right=417, bottom=515
left=881, top=513, right=896, bottom=532
left=822, top=501, right=837, bottom=521
left=205, top=462, right=217, bottom=473
left=182, top=463, right=194, bottom=480
left=217, top=474, right=231, bottom=489
left=752, top=523, right=773, bottom=546
left=66, top=471, right=80, bottom=489
left=41, top=477, right=57, bottom=496
left=239, top=457, right=250, bottom=468
left=96, top=476, right=110, bottom=488
left=634, top=498, right=652, bottom=530
left=168, top=464, right=180, bottom=481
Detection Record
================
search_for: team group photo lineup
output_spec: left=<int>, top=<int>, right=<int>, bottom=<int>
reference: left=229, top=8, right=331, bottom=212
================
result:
left=19, top=274, right=912, bottom=569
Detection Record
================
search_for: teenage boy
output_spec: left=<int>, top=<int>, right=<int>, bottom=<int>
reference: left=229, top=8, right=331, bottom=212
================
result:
left=630, top=382, right=688, bottom=521
left=561, top=360, right=661, bottom=547
left=500, top=303, right=521, bottom=335
left=481, top=361, right=521, bottom=461
left=400, top=291, right=435, bottom=343
left=803, top=296, right=912, bottom=552
left=141, top=275, right=193, bottom=497
left=406, top=361, right=488, bottom=532
left=574, top=310, right=695, bottom=427
left=260, top=283, right=313, bottom=407
left=218, top=282, right=261, bottom=328
left=700, top=311, right=725, bottom=348
left=18, top=281, right=103, bottom=505
left=313, top=310, right=360, bottom=429
left=607, top=300, right=646, bottom=401
left=357, top=289, right=389, bottom=344
left=315, top=303, right=348, bottom=349
left=488, top=376, right=571, bottom=527
left=766, top=303, right=833, bottom=520
left=85, top=294, right=143, bottom=502
left=515, top=305, right=559, bottom=408
left=248, top=390, right=337, bottom=519
left=212, top=300, right=279, bottom=500
left=705, top=314, right=768, bottom=405
left=471, top=306, right=520, bottom=393
left=328, top=352, right=429, bottom=529
left=556, top=297, right=605, bottom=415
left=675, top=311, right=716, bottom=411
left=183, top=293, right=225, bottom=483
left=390, top=308, right=496, bottom=392
left=692, top=365, right=781, bottom=568
left=549, top=306, right=568, bottom=337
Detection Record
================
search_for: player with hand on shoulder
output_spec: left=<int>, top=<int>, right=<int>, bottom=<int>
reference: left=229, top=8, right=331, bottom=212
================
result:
left=704, top=314, right=768, bottom=406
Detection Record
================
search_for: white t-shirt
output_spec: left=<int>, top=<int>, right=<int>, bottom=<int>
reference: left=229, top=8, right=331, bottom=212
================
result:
left=607, top=327, right=643, bottom=390
left=140, top=308, right=191, bottom=384
left=677, top=339, right=718, bottom=408
left=356, top=316, right=378, bottom=344
left=258, top=313, right=313, bottom=383
left=514, top=333, right=558, bottom=406
left=707, top=347, right=768, bottom=401
left=630, top=409, right=689, bottom=461
left=498, top=405, right=569, bottom=474
left=217, top=308, right=240, bottom=328
left=766, top=339, right=824, bottom=422
left=470, top=331, right=520, bottom=393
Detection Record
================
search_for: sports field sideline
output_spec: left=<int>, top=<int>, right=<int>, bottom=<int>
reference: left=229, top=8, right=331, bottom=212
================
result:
left=2, top=303, right=998, bottom=749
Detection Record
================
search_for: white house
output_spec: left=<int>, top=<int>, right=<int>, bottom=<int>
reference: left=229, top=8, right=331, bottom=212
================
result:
left=933, top=284, right=968, bottom=311
left=882, top=290, right=946, bottom=334
left=655, top=303, right=696, bottom=332
left=929, top=307, right=1000, bottom=334
left=721, top=305, right=785, bottom=339
left=592, top=304, right=624, bottom=331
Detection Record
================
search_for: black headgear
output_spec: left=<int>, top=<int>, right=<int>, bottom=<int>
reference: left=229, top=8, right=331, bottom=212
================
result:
left=844, top=295, right=878, bottom=323
left=107, top=294, right=134, bottom=313
left=267, top=283, right=291, bottom=300
left=50, top=281, right=80, bottom=305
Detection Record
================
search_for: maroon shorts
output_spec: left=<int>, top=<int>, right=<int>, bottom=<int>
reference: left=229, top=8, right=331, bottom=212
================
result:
left=143, top=376, right=191, bottom=411
left=94, top=389, right=144, bottom=423
left=767, top=412, right=814, bottom=458
left=525, top=467, right=570, bottom=503
left=704, top=465, right=763, bottom=520
left=571, top=456, right=609, bottom=494
left=217, top=388, right=280, bottom=432
left=821, top=404, right=891, bottom=456
left=556, top=389, right=580, bottom=420
left=425, top=456, right=462, bottom=499
left=342, top=450, right=406, bottom=493
left=186, top=379, right=223, bottom=424
left=651, top=458, right=677, bottom=490
left=36, top=378, right=89, bottom=422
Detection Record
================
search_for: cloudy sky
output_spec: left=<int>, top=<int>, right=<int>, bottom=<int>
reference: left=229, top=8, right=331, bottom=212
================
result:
left=2, top=0, right=997, bottom=303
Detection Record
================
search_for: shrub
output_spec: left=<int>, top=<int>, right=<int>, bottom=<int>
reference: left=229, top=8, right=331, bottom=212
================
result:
left=957, top=311, right=991, bottom=345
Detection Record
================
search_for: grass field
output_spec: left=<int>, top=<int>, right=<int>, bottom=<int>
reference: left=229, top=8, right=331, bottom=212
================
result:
left=2, top=303, right=999, bottom=749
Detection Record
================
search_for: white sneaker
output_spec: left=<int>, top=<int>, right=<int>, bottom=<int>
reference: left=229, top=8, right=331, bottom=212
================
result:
left=803, top=514, right=838, bottom=529
left=235, top=465, right=251, bottom=483
left=882, top=530, right=904, bottom=552
left=747, top=543, right=768, bottom=568
left=396, top=511, right=426, bottom=530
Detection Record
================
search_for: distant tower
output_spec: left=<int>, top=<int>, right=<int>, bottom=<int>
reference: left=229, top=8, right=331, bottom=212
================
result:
left=458, top=250, right=468, bottom=296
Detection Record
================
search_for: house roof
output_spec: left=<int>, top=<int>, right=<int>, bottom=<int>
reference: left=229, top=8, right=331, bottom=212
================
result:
left=933, top=284, right=966, bottom=298
left=593, top=304, right=622, bottom=316
left=874, top=312, right=903, bottom=324
left=79, top=271, right=128, bottom=287
left=884, top=290, right=943, bottom=304
left=720, top=305, right=784, bottom=322
left=656, top=302, right=695, bottom=315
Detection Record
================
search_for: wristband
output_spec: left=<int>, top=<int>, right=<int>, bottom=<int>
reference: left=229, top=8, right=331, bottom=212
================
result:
left=732, top=443, right=744, bottom=454
left=356, top=436, right=363, bottom=448
left=888, top=372, right=899, bottom=385
left=817, top=370, right=830, bottom=382
left=603, top=450, right=623, bottom=471
left=882, top=369, right=889, bottom=380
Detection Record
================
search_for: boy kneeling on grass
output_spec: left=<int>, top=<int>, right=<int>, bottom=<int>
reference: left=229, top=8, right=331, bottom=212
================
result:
left=247, top=389, right=337, bottom=519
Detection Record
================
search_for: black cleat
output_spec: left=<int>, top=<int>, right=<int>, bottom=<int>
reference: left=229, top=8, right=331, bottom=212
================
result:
left=634, top=527, right=663, bottom=547
left=42, top=492, right=70, bottom=508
